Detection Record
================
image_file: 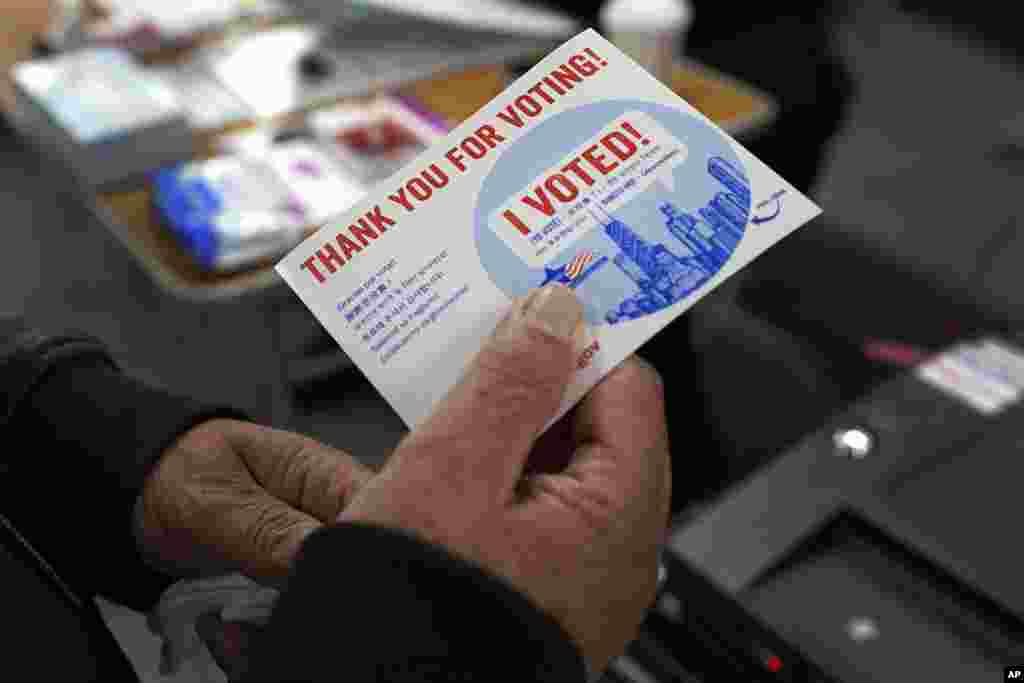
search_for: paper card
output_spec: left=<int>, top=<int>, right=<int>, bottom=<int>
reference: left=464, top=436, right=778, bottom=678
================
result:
left=950, top=344, right=1022, bottom=398
left=916, top=342, right=1023, bottom=415
left=976, top=339, right=1024, bottom=390
left=275, top=29, right=822, bottom=429
left=917, top=354, right=1010, bottom=416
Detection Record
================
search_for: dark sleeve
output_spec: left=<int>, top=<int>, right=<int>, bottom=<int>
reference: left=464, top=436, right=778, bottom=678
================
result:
left=0, top=316, right=245, bottom=610
left=245, top=523, right=586, bottom=683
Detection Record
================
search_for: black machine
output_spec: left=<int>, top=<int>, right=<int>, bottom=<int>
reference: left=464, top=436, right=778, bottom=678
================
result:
left=617, top=341, right=1024, bottom=682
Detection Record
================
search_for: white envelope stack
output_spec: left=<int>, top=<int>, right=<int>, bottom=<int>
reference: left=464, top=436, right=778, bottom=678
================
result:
left=10, top=48, right=193, bottom=190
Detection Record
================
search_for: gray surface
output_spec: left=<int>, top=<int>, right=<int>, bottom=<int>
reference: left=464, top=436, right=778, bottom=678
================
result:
left=669, top=369, right=986, bottom=594
left=2, top=1, right=1023, bottom=679
left=743, top=541, right=1004, bottom=681
left=815, top=2, right=1024, bottom=324
left=873, top=415, right=1024, bottom=623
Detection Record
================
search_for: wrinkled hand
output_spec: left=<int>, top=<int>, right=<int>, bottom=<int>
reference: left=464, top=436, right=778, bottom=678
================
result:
left=136, top=419, right=374, bottom=586
left=340, top=284, right=672, bottom=676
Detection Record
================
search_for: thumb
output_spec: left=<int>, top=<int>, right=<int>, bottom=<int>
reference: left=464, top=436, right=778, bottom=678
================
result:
left=396, top=284, right=584, bottom=504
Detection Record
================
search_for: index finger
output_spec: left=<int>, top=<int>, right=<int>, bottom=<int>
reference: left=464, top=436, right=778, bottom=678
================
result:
left=568, top=356, right=671, bottom=510
left=575, top=356, right=669, bottom=455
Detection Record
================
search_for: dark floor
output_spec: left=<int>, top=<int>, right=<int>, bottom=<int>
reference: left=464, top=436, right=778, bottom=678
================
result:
left=3, top=1, right=1023, bottom=679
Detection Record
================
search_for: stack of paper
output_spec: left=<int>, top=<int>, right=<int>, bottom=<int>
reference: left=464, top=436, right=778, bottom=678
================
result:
left=149, top=62, right=252, bottom=131
left=11, top=48, right=192, bottom=189
left=153, top=141, right=366, bottom=271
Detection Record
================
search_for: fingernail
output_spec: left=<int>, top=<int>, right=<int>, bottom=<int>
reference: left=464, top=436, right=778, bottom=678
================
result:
left=522, top=284, right=583, bottom=341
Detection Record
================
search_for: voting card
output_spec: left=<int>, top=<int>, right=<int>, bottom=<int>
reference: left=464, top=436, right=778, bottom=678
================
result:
left=276, top=29, right=822, bottom=429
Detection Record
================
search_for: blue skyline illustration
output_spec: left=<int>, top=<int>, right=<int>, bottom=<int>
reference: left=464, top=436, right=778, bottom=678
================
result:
left=602, top=156, right=752, bottom=324
left=474, top=101, right=756, bottom=325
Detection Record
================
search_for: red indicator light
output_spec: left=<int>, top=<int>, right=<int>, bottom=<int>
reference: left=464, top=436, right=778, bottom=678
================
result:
left=766, top=655, right=783, bottom=673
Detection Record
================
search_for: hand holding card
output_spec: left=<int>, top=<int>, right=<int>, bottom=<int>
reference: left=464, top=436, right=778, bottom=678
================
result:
left=338, top=284, right=672, bottom=677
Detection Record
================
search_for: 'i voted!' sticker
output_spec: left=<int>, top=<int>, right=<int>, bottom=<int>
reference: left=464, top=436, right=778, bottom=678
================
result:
left=487, top=111, right=688, bottom=268
left=475, top=100, right=751, bottom=325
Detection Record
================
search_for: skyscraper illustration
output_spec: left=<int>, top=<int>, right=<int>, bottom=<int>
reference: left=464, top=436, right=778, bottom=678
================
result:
left=588, top=156, right=753, bottom=324
left=708, top=156, right=750, bottom=204
left=711, top=192, right=748, bottom=237
left=593, top=205, right=708, bottom=323
left=692, top=211, right=738, bottom=252
left=613, top=252, right=650, bottom=289
left=699, top=205, right=734, bottom=238
left=660, top=203, right=729, bottom=272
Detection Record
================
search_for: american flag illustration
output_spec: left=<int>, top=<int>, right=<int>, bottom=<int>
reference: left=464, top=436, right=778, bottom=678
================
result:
left=564, top=250, right=594, bottom=280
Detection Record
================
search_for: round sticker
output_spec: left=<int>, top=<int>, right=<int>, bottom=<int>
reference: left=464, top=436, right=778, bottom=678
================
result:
left=474, top=100, right=750, bottom=324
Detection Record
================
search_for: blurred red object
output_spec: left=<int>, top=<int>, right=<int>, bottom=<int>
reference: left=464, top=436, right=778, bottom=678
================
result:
left=862, top=340, right=932, bottom=367
left=336, top=118, right=421, bottom=157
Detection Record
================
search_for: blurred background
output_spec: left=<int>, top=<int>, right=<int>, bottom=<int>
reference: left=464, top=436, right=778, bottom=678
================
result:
left=3, top=0, right=1024, bottom=680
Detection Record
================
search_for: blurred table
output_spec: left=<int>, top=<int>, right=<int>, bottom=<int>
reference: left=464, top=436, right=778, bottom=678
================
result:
left=88, top=61, right=774, bottom=301
left=85, top=67, right=512, bottom=300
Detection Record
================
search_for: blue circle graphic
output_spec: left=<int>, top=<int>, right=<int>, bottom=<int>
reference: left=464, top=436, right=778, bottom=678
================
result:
left=474, top=100, right=751, bottom=325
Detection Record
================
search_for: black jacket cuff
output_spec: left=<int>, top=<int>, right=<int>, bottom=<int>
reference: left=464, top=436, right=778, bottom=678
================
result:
left=247, top=523, right=586, bottom=683
left=3, top=346, right=244, bottom=609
